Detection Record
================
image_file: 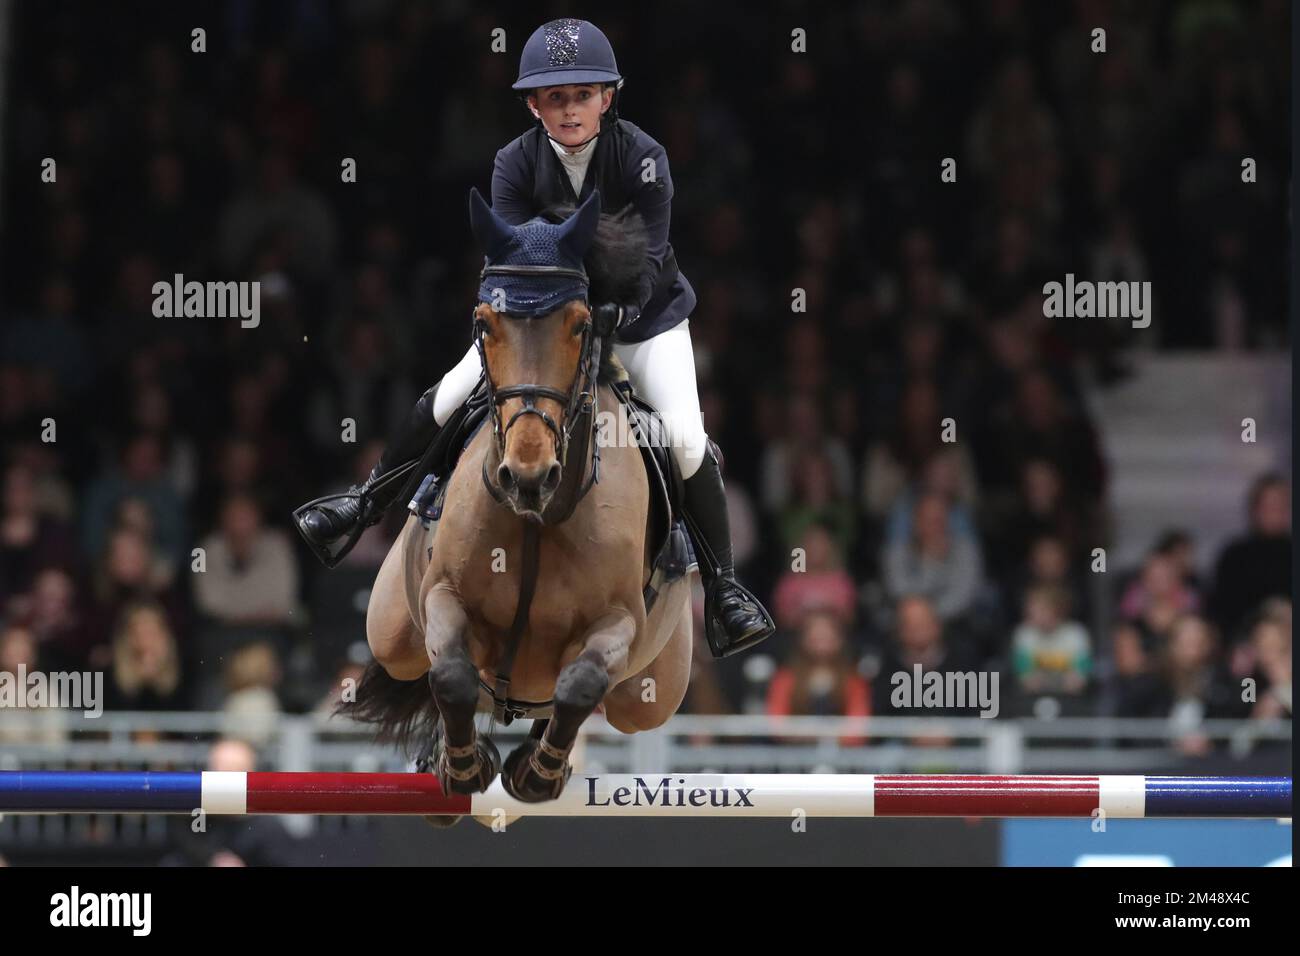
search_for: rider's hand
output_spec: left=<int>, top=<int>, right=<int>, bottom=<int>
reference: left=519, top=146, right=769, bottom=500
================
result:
left=593, top=302, right=633, bottom=335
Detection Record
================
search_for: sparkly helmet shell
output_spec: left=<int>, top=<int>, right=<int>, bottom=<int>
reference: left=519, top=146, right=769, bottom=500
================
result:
left=512, top=18, right=624, bottom=91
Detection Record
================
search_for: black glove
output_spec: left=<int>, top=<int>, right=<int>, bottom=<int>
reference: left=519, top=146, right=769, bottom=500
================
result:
left=592, top=302, right=637, bottom=336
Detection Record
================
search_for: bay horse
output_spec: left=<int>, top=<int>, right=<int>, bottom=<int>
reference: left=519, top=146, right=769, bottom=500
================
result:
left=347, top=189, right=694, bottom=811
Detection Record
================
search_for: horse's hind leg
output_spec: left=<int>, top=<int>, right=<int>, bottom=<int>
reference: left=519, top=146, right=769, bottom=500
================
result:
left=367, top=515, right=425, bottom=680
left=605, top=593, right=692, bottom=733
left=424, top=585, right=500, bottom=794
left=503, top=610, right=636, bottom=803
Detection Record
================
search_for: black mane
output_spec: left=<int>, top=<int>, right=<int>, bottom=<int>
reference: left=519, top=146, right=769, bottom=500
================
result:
left=540, top=202, right=647, bottom=304
left=541, top=202, right=648, bottom=385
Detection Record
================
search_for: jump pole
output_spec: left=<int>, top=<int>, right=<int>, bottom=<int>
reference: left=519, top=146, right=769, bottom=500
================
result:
left=0, top=772, right=1290, bottom=818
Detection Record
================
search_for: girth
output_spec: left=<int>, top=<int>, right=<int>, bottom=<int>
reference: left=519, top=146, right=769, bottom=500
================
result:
left=479, top=519, right=546, bottom=724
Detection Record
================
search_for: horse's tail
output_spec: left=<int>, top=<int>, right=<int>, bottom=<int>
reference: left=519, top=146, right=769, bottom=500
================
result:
left=334, top=661, right=437, bottom=757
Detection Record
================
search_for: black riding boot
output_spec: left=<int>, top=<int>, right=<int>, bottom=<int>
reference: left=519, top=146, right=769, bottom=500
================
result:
left=294, top=381, right=444, bottom=568
left=681, top=444, right=776, bottom=658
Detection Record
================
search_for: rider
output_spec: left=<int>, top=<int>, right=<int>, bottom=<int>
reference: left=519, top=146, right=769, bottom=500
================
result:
left=295, top=18, right=775, bottom=657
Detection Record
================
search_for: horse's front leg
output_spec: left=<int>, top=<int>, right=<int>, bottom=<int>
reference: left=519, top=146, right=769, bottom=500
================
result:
left=503, top=610, right=636, bottom=803
left=424, top=585, right=500, bottom=794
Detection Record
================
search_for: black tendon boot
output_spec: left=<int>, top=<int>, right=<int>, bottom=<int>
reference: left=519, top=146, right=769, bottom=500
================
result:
left=294, top=381, right=444, bottom=567
left=681, top=444, right=776, bottom=657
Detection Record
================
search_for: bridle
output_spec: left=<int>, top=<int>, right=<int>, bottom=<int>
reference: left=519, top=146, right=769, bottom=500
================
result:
left=473, top=262, right=602, bottom=519
left=472, top=260, right=605, bottom=723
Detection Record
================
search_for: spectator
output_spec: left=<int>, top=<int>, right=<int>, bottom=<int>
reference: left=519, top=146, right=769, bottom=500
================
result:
left=88, top=525, right=186, bottom=659
left=0, top=620, right=67, bottom=744
left=772, top=522, right=856, bottom=631
left=112, top=496, right=179, bottom=588
left=1119, top=551, right=1201, bottom=643
left=1209, top=473, right=1291, bottom=640
left=1157, top=614, right=1247, bottom=756
left=1229, top=597, right=1291, bottom=679
left=987, top=457, right=1086, bottom=573
left=105, top=601, right=187, bottom=711
left=308, top=315, right=416, bottom=459
left=0, top=461, right=79, bottom=606
left=1011, top=583, right=1092, bottom=697
left=1153, top=529, right=1203, bottom=594
left=873, top=596, right=983, bottom=718
left=766, top=610, right=869, bottom=723
left=759, top=391, right=854, bottom=513
left=999, top=369, right=1105, bottom=506
left=81, top=432, right=188, bottom=569
left=1003, top=533, right=1087, bottom=629
left=778, top=450, right=857, bottom=557
left=0, top=619, right=38, bottom=676
left=194, top=434, right=264, bottom=530
left=220, top=641, right=283, bottom=746
left=127, top=381, right=198, bottom=500
left=862, top=378, right=964, bottom=522
left=882, top=491, right=984, bottom=622
left=193, top=493, right=299, bottom=629
left=1109, top=621, right=1165, bottom=718
left=1241, top=605, right=1291, bottom=721
left=216, top=147, right=339, bottom=283
left=162, top=739, right=297, bottom=867
left=19, top=567, right=95, bottom=670
left=883, top=448, right=979, bottom=545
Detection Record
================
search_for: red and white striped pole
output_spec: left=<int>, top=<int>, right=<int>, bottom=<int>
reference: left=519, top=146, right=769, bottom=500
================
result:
left=0, top=772, right=1290, bottom=818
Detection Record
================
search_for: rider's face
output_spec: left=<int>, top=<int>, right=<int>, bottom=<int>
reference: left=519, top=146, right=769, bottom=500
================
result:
left=528, top=84, right=613, bottom=148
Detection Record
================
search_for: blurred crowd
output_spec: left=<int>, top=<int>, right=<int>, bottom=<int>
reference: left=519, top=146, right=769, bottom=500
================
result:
left=0, top=1, right=1291, bottom=759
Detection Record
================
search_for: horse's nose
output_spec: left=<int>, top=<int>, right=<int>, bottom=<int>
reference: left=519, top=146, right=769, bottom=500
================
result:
left=498, top=461, right=561, bottom=506
left=497, top=463, right=517, bottom=492
left=541, top=462, right=562, bottom=494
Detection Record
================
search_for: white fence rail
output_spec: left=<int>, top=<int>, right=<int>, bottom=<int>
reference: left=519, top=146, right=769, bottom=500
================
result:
left=0, top=711, right=1290, bottom=775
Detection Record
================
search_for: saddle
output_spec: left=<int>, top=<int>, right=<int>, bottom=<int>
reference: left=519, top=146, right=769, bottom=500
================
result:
left=407, top=362, right=693, bottom=615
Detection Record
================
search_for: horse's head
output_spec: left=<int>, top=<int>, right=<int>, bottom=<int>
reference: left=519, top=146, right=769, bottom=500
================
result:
left=469, top=188, right=602, bottom=519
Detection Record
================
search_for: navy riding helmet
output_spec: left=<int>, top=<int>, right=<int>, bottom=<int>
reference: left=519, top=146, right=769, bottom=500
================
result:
left=513, top=18, right=624, bottom=118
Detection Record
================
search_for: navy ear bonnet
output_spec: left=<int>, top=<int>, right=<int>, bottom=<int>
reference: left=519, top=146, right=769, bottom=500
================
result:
left=469, top=187, right=601, bottom=318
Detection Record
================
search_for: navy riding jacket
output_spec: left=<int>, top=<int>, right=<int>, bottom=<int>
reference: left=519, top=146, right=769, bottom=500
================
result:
left=490, top=118, right=697, bottom=343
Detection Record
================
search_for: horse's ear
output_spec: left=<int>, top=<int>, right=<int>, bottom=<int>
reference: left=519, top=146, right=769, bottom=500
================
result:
left=468, top=187, right=514, bottom=259
left=557, top=189, right=601, bottom=261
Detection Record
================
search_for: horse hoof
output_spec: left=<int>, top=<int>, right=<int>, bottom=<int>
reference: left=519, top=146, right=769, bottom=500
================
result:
left=501, top=738, right=572, bottom=803
left=432, top=733, right=502, bottom=795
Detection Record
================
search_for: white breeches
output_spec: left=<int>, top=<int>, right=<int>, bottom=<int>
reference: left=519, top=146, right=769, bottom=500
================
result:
left=432, top=318, right=708, bottom=479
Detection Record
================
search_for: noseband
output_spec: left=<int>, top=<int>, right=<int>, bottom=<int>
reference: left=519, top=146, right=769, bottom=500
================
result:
left=473, top=262, right=601, bottom=516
